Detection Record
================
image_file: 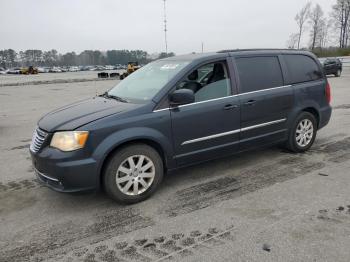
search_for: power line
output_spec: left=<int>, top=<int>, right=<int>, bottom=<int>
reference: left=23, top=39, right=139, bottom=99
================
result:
left=163, top=0, right=168, bottom=54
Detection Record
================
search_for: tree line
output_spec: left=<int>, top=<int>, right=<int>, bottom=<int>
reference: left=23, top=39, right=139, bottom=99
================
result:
left=0, top=49, right=175, bottom=68
left=288, top=0, right=350, bottom=52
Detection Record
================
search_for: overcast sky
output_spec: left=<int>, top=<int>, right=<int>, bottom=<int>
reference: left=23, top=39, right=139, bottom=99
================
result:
left=0, top=0, right=335, bottom=55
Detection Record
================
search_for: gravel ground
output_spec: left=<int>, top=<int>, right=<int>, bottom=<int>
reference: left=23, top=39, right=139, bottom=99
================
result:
left=0, top=70, right=350, bottom=262
left=0, top=71, right=124, bottom=86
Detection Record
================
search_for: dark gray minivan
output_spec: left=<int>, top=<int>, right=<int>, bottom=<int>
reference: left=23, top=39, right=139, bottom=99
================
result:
left=30, top=49, right=332, bottom=203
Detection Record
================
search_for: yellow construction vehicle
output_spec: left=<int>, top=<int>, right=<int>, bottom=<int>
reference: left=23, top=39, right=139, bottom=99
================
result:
left=20, top=66, right=38, bottom=75
left=120, top=62, right=140, bottom=80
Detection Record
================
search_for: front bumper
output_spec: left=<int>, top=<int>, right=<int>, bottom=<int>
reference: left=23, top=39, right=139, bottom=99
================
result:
left=30, top=146, right=99, bottom=192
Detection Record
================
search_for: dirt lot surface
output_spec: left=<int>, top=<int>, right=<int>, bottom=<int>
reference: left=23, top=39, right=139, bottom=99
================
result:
left=0, top=71, right=123, bottom=87
left=1, top=70, right=350, bottom=262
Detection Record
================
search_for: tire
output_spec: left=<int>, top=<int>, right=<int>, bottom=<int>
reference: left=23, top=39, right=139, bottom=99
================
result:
left=103, top=144, right=163, bottom=204
left=285, top=112, right=317, bottom=153
left=335, top=69, right=341, bottom=77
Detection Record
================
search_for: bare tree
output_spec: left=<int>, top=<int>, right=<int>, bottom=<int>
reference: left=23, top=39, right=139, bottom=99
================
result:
left=287, top=33, right=300, bottom=49
left=347, top=21, right=350, bottom=46
left=331, top=0, right=350, bottom=48
left=309, top=4, right=324, bottom=50
left=318, top=19, right=331, bottom=48
left=295, top=2, right=311, bottom=49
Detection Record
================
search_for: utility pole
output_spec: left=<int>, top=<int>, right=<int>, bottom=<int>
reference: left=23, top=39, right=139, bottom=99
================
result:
left=163, top=0, right=168, bottom=54
left=201, top=42, right=204, bottom=53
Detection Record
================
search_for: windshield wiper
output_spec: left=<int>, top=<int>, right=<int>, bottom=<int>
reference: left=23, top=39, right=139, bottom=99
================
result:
left=100, top=92, right=128, bottom=103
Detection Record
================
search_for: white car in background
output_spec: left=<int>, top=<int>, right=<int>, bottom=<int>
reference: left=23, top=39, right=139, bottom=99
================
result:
left=7, top=68, right=21, bottom=74
left=49, top=67, right=62, bottom=73
left=37, top=67, right=49, bottom=73
left=0, top=67, right=7, bottom=74
left=69, top=66, right=79, bottom=72
left=105, top=65, right=114, bottom=70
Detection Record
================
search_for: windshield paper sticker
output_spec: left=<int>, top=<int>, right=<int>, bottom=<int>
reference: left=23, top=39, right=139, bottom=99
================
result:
left=160, top=64, right=180, bottom=70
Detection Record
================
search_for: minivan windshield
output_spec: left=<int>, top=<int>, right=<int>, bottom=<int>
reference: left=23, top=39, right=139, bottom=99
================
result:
left=107, top=60, right=190, bottom=103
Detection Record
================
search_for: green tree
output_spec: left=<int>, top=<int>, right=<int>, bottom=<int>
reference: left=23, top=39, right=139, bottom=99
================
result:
left=158, top=52, right=175, bottom=59
left=0, top=49, right=17, bottom=67
left=61, top=52, right=77, bottom=66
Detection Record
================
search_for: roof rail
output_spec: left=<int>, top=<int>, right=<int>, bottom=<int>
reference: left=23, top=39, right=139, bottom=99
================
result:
left=217, top=48, right=298, bottom=53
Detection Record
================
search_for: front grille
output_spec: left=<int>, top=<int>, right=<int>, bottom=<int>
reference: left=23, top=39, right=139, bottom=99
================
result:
left=30, top=128, right=48, bottom=153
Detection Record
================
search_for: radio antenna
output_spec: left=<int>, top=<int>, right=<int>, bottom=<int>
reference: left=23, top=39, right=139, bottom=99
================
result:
left=163, top=0, right=168, bottom=54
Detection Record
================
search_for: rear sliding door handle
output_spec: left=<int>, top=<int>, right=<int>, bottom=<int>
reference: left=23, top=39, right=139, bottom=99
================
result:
left=244, top=100, right=257, bottom=106
left=224, top=104, right=239, bottom=110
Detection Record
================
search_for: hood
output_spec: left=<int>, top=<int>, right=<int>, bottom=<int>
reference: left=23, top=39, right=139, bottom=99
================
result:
left=38, top=96, right=139, bottom=132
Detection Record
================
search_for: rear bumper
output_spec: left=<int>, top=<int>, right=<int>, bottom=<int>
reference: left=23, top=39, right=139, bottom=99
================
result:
left=319, top=106, right=332, bottom=129
left=30, top=147, right=98, bottom=192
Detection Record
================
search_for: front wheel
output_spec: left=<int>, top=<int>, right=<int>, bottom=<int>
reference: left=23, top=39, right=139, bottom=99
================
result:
left=103, top=144, right=163, bottom=204
left=286, top=112, right=317, bottom=153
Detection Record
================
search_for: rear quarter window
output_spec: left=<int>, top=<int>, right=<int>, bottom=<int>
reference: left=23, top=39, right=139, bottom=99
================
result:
left=235, top=56, right=284, bottom=93
left=283, top=55, right=322, bottom=84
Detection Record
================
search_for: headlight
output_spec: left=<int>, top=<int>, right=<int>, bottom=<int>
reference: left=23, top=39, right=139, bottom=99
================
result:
left=50, top=131, right=89, bottom=152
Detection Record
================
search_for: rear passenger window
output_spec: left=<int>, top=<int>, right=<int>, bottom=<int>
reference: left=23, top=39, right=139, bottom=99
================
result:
left=235, top=56, right=283, bottom=93
left=284, top=55, right=322, bottom=84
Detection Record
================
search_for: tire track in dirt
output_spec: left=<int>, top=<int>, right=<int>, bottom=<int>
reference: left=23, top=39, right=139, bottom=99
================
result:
left=316, top=205, right=350, bottom=222
left=0, top=208, right=154, bottom=262
left=56, top=205, right=350, bottom=262
left=9, top=144, right=30, bottom=150
left=310, top=136, right=350, bottom=163
left=56, top=226, right=236, bottom=262
left=164, top=136, right=350, bottom=218
left=0, top=178, right=42, bottom=193
left=165, top=157, right=324, bottom=217
left=333, top=104, right=350, bottom=110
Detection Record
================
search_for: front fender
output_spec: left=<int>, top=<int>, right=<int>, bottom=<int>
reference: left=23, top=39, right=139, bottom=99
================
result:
left=92, top=127, right=175, bottom=182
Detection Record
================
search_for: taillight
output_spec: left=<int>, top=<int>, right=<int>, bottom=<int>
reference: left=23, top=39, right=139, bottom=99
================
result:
left=326, top=81, right=331, bottom=104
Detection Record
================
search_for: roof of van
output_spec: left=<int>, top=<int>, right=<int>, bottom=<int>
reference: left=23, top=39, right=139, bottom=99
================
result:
left=160, top=49, right=314, bottom=62
left=217, top=48, right=301, bottom=53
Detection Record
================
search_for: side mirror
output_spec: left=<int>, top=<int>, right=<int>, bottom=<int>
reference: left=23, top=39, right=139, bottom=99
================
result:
left=169, top=89, right=195, bottom=106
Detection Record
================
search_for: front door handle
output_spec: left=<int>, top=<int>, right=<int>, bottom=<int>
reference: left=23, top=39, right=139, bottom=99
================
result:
left=224, top=104, right=239, bottom=110
left=244, top=100, right=257, bottom=106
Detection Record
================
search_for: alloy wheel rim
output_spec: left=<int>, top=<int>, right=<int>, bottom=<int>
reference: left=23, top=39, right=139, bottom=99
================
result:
left=116, top=155, right=155, bottom=196
left=295, top=119, right=314, bottom=147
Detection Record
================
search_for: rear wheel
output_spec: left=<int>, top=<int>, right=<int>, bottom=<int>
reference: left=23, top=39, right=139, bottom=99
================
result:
left=103, top=144, right=163, bottom=204
left=286, top=112, right=317, bottom=153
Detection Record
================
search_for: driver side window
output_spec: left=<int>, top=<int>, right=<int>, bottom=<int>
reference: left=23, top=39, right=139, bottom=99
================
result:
left=176, top=61, right=231, bottom=103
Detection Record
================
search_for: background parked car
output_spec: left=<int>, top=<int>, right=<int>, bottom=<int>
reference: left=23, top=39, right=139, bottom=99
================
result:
left=323, top=58, right=342, bottom=77
left=104, top=65, right=114, bottom=70
left=0, top=67, right=7, bottom=74
left=113, top=64, right=124, bottom=70
left=7, top=68, right=21, bottom=74
left=80, top=66, right=94, bottom=71
left=49, top=67, right=62, bottom=73
left=37, top=67, right=49, bottom=73
left=68, top=66, right=79, bottom=72
left=95, top=66, right=106, bottom=71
